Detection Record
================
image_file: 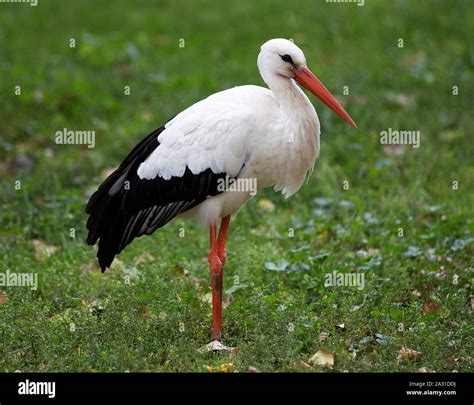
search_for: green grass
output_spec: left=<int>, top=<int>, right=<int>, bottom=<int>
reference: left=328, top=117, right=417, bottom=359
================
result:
left=0, top=0, right=473, bottom=372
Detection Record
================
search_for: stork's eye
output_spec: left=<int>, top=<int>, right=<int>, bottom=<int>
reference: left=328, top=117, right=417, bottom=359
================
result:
left=280, top=54, right=294, bottom=64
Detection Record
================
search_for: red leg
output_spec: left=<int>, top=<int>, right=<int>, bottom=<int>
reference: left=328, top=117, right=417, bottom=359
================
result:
left=217, top=215, right=231, bottom=264
left=208, top=216, right=231, bottom=342
left=208, top=222, right=223, bottom=341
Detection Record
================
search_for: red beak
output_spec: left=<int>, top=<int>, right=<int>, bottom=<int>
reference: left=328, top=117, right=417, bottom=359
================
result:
left=295, top=67, right=357, bottom=128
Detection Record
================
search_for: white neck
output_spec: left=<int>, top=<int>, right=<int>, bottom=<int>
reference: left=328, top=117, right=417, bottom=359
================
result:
left=261, top=70, right=307, bottom=109
left=258, top=66, right=317, bottom=126
left=259, top=68, right=320, bottom=139
left=258, top=68, right=321, bottom=196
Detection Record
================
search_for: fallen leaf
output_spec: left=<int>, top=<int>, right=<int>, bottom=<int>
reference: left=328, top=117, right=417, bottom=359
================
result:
left=88, top=298, right=104, bottom=315
left=294, top=360, right=312, bottom=371
left=172, top=264, right=189, bottom=277
left=367, top=248, right=379, bottom=256
left=308, top=349, right=334, bottom=368
left=200, top=292, right=212, bottom=304
left=32, top=239, right=58, bottom=261
left=0, top=291, right=7, bottom=306
left=258, top=198, right=275, bottom=212
left=319, top=332, right=329, bottom=341
left=411, top=289, right=422, bottom=298
left=423, top=287, right=440, bottom=313
left=134, top=252, right=155, bottom=265
left=248, top=366, right=260, bottom=373
left=417, top=367, right=433, bottom=373
left=205, top=363, right=235, bottom=373
left=397, top=347, right=422, bottom=362
left=446, top=356, right=464, bottom=363
left=469, top=296, right=474, bottom=312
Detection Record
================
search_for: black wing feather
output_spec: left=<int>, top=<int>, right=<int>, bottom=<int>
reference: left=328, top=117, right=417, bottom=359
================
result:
left=86, top=124, right=228, bottom=271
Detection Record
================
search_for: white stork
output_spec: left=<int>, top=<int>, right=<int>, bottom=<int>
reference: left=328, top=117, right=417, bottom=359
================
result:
left=86, top=38, right=356, bottom=348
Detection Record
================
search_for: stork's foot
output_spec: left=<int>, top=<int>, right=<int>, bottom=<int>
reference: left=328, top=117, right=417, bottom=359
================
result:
left=198, top=339, right=237, bottom=353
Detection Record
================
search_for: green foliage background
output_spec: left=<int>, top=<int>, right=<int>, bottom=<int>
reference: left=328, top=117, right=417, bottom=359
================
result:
left=0, top=0, right=472, bottom=371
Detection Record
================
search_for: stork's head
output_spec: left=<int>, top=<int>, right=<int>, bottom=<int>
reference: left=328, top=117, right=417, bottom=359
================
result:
left=258, top=38, right=356, bottom=128
left=258, top=38, right=307, bottom=78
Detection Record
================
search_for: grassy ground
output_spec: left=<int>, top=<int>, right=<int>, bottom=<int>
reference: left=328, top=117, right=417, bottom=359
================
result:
left=0, top=0, right=473, bottom=372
